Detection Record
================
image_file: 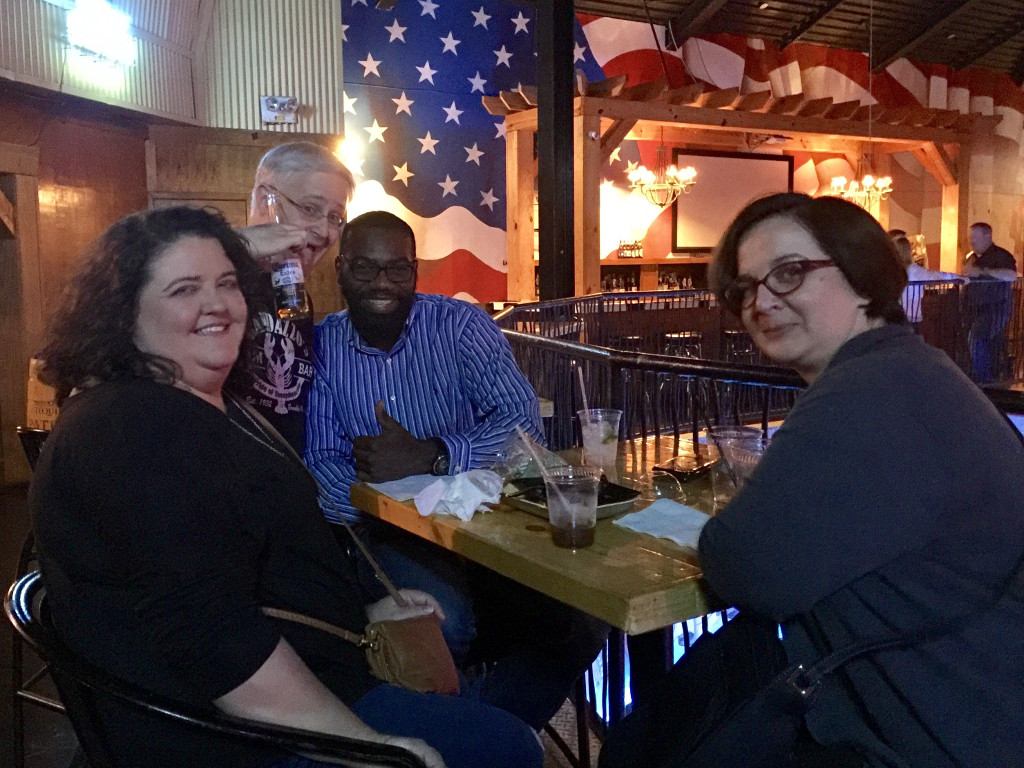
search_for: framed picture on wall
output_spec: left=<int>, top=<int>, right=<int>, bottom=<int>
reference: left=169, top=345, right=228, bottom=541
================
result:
left=671, top=150, right=794, bottom=253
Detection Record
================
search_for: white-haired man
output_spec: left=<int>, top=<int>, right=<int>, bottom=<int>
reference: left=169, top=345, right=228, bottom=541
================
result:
left=238, top=142, right=354, bottom=451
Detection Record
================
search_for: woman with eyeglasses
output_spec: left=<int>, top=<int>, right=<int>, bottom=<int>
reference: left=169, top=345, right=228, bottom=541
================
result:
left=599, top=193, right=1024, bottom=768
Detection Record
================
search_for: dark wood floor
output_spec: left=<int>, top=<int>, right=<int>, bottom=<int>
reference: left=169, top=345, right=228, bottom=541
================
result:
left=2, top=484, right=79, bottom=768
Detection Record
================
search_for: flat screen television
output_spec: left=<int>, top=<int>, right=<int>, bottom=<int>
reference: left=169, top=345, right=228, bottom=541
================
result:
left=671, top=149, right=794, bottom=253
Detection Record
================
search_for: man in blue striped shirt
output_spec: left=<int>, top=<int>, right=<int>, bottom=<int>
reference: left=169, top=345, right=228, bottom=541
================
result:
left=305, top=211, right=607, bottom=730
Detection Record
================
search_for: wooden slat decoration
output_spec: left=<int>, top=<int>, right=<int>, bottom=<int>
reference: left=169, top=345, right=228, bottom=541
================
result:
left=795, top=96, right=833, bottom=117
left=879, top=105, right=917, bottom=125
left=616, top=78, right=668, bottom=102
left=696, top=86, right=741, bottom=109
left=481, top=94, right=512, bottom=116
left=766, top=94, right=805, bottom=115
left=600, top=119, right=637, bottom=163
left=824, top=100, right=861, bottom=119
left=902, top=107, right=938, bottom=127
left=923, top=110, right=961, bottom=128
left=660, top=83, right=705, bottom=105
left=578, top=72, right=627, bottom=97
left=733, top=90, right=772, bottom=112
left=0, top=187, right=14, bottom=238
left=499, top=90, right=532, bottom=112
left=517, top=84, right=538, bottom=107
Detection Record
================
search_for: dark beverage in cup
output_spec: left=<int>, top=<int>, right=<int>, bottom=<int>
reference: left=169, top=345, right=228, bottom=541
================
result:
left=543, top=466, right=600, bottom=550
left=551, top=521, right=595, bottom=549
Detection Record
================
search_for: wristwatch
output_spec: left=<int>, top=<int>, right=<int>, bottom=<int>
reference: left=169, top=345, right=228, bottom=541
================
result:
left=431, top=440, right=450, bottom=476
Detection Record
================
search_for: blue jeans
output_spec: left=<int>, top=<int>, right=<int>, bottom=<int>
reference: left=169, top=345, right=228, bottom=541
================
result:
left=341, top=520, right=609, bottom=729
left=270, top=684, right=542, bottom=768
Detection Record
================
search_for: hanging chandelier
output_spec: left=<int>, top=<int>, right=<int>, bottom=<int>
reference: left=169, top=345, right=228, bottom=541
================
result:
left=628, top=144, right=697, bottom=207
left=822, top=0, right=893, bottom=213
left=824, top=173, right=893, bottom=210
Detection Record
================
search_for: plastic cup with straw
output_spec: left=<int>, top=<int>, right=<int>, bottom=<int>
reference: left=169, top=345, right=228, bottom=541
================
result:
left=514, top=426, right=599, bottom=549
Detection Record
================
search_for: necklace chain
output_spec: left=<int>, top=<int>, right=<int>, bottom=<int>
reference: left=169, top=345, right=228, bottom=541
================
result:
left=227, top=398, right=288, bottom=460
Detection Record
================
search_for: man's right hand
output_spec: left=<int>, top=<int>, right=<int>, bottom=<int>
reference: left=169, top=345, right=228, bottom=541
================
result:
left=239, top=223, right=310, bottom=270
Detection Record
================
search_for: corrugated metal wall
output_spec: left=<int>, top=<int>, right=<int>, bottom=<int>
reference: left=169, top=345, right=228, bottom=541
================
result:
left=1, top=0, right=344, bottom=132
left=200, top=0, right=343, bottom=134
left=0, top=0, right=198, bottom=122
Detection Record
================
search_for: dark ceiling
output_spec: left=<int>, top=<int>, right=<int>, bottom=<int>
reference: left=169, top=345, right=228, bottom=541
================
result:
left=563, top=0, right=1024, bottom=83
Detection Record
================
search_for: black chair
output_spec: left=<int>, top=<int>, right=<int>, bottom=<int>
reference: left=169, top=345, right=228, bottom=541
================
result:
left=11, top=428, right=61, bottom=768
left=5, top=571, right=427, bottom=768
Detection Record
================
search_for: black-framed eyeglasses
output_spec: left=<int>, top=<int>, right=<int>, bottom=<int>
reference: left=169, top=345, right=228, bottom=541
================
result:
left=344, top=257, right=417, bottom=283
left=722, top=259, right=836, bottom=313
left=266, top=185, right=346, bottom=229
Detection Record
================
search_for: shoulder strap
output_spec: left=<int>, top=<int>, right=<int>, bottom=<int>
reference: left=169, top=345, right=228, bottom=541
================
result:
left=226, top=393, right=410, bottom=609
left=260, top=606, right=367, bottom=647
left=801, top=544, right=1024, bottom=691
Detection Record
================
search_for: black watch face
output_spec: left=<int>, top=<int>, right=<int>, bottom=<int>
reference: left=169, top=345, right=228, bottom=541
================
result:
left=433, top=453, right=450, bottom=475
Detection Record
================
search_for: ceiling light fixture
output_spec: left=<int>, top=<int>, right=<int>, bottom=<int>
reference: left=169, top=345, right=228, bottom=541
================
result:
left=628, top=142, right=697, bottom=207
left=822, top=0, right=892, bottom=213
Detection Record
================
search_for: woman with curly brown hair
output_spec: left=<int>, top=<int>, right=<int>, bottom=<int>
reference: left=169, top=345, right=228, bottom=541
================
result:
left=30, top=205, right=542, bottom=768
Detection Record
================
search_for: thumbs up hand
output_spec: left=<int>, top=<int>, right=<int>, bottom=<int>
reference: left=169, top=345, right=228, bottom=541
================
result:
left=352, top=401, right=443, bottom=482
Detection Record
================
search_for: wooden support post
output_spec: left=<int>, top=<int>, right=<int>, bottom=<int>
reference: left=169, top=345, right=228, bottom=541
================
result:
left=506, top=128, right=536, bottom=302
left=575, top=113, right=602, bottom=297
left=0, top=169, right=43, bottom=485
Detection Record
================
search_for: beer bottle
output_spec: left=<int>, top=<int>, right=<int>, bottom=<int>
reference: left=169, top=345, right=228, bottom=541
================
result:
left=266, top=192, right=312, bottom=321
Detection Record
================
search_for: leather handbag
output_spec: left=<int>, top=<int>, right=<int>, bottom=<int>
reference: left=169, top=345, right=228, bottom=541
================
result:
left=230, top=395, right=460, bottom=695
left=262, top=605, right=460, bottom=695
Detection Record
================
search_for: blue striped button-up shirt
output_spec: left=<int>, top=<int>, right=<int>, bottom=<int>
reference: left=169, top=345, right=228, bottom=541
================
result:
left=305, top=293, right=544, bottom=523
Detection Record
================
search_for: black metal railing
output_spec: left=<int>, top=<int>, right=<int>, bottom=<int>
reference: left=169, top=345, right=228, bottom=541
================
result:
left=500, top=329, right=804, bottom=451
left=496, top=281, right=1024, bottom=387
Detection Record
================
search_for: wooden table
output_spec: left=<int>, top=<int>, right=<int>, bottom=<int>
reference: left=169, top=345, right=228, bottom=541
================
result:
left=349, top=482, right=709, bottom=635
left=349, top=435, right=719, bottom=727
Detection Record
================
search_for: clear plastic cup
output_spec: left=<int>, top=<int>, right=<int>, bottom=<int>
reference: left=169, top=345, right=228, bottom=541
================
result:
left=543, top=466, right=601, bottom=549
left=708, top=426, right=769, bottom=512
left=577, top=408, right=622, bottom=481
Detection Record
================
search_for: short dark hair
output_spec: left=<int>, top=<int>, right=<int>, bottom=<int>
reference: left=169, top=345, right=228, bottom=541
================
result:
left=708, top=193, right=907, bottom=324
left=339, top=210, right=417, bottom=261
left=970, top=222, right=993, bottom=235
left=38, top=206, right=267, bottom=404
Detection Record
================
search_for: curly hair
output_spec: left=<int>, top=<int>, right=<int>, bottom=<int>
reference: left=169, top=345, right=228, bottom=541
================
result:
left=708, top=193, right=907, bottom=325
left=38, top=206, right=268, bottom=404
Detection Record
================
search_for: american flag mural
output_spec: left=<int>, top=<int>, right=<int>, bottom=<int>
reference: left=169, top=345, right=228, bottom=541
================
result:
left=342, top=3, right=1024, bottom=300
left=340, top=0, right=605, bottom=303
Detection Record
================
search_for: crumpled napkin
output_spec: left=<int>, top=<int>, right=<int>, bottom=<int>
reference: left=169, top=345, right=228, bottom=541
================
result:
left=413, top=469, right=503, bottom=521
left=613, top=498, right=711, bottom=549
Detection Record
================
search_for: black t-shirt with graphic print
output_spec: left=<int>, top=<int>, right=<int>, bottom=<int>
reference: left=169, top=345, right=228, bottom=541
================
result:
left=237, top=289, right=316, bottom=454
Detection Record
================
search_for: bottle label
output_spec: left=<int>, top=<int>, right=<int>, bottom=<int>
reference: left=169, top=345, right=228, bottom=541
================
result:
left=271, top=259, right=304, bottom=288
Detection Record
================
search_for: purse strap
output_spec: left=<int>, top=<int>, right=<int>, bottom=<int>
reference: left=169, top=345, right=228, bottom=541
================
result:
left=226, top=393, right=409, bottom=608
left=260, top=606, right=369, bottom=648
left=787, top=545, right=1024, bottom=702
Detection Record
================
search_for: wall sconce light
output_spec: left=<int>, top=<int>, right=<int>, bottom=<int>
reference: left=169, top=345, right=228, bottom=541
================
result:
left=260, top=96, right=299, bottom=124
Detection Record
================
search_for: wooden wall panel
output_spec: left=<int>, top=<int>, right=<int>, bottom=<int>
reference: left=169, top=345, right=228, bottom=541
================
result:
left=0, top=85, right=150, bottom=485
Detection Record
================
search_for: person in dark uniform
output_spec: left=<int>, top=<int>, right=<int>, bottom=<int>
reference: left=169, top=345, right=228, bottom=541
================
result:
left=963, top=221, right=1018, bottom=382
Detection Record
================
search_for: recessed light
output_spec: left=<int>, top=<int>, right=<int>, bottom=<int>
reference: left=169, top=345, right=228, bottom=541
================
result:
left=759, top=2, right=770, bottom=8
left=947, top=32, right=956, bottom=39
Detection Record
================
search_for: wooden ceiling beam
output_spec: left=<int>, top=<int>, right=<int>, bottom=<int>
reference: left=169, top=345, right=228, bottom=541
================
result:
left=955, top=14, right=1024, bottom=70
left=666, top=0, right=729, bottom=47
left=779, top=0, right=847, bottom=49
left=872, top=0, right=981, bottom=72
left=1011, top=47, right=1024, bottom=87
left=600, top=119, right=637, bottom=164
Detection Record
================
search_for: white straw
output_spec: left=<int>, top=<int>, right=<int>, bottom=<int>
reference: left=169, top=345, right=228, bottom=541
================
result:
left=576, top=366, right=590, bottom=417
left=514, top=425, right=572, bottom=511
